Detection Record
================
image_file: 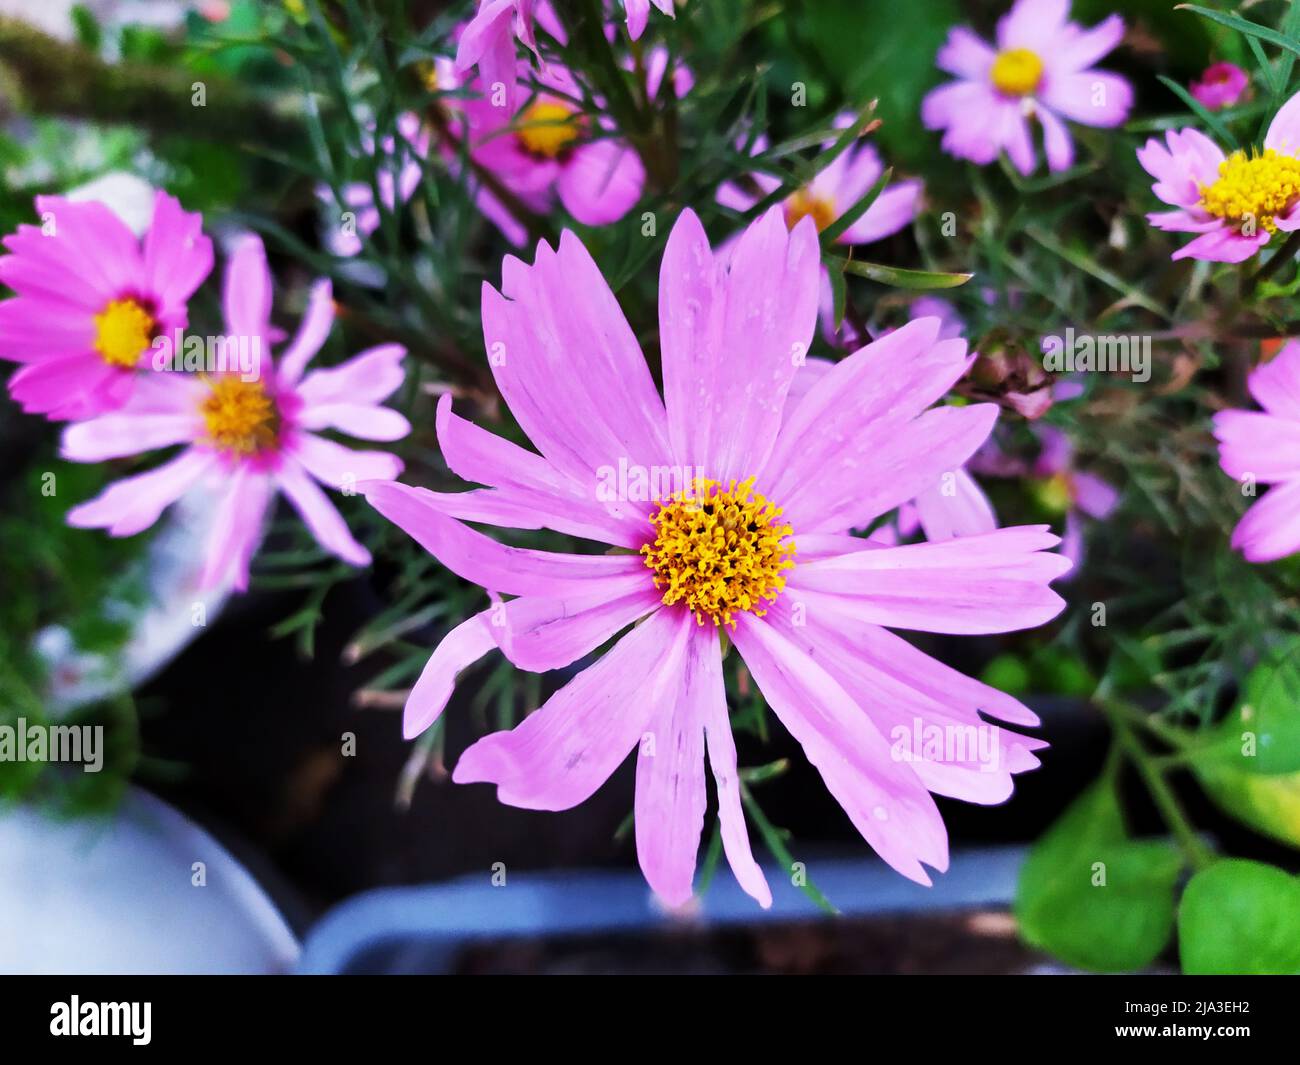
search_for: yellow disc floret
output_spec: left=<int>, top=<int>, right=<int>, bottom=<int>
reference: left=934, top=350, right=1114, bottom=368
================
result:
left=641, top=477, right=796, bottom=629
left=93, top=298, right=155, bottom=368
left=517, top=101, right=583, bottom=158
left=784, top=188, right=837, bottom=233
left=990, top=48, right=1044, bottom=97
left=200, top=377, right=280, bottom=457
left=1199, top=148, right=1300, bottom=234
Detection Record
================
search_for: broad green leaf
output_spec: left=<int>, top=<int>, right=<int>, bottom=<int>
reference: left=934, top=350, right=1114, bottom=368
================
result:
left=1201, top=637, right=1300, bottom=775
left=1016, top=783, right=1183, bottom=972
left=1179, top=860, right=1300, bottom=974
left=1196, top=766, right=1300, bottom=848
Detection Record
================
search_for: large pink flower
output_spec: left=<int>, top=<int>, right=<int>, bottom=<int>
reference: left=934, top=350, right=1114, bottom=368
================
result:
left=1214, top=341, right=1300, bottom=562
left=0, top=190, right=213, bottom=420
left=457, top=63, right=646, bottom=239
left=922, top=0, right=1131, bottom=175
left=363, top=208, right=1069, bottom=907
left=60, top=236, right=408, bottom=591
left=1138, top=92, right=1300, bottom=263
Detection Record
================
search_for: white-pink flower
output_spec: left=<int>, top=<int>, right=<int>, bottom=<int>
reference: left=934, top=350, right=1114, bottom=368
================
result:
left=922, top=0, right=1131, bottom=175
left=60, top=236, right=409, bottom=591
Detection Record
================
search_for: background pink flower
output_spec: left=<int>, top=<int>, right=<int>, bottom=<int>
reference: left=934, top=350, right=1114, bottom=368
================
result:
left=363, top=207, right=1067, bottom=908
left=922, top=0, right=1131, bottom=175
left=0, top=190, right=212, bottom=421
left=1190, top=61, right=1249, bottom=111
left=59, top=235, right=408, bottom=591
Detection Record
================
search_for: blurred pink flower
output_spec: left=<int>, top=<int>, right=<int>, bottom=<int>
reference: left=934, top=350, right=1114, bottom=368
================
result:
left=719, top=116, right=922, bottom=335
left=1138, top=93, right=1300, bottom=263
left=1190, top=62, right=1249, bottom=111
left=318, top=111, right=434, bottom=257
left=457, top=62, right=647, bottom=239
left=363, top=208, right=1067, bottom=908
left=0, top=190, right=212, bottom=421
left=922, top=0, right=1131, bottom=175
left=60, top=236, right=408, bottom=591
left=1214, top=341, right=1300, bottom=562
left=455, top=0, right=678, bottom=110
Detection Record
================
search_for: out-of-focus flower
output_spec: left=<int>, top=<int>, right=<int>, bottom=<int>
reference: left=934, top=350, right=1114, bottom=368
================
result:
left=1190, top=61, right=1250, bottom=111
left=0, top=190, right=212, bottom=421
left=455, top=0, right=680, bottom=110
left=922, top=0, right=1131, bottom=175
left=1138, top=92, right=1300, bottom=263
left=458, top=63, right=647, bottom=239
left=60, top=236, right=408, bottom=591
left=1024, top=425, right=1119, bottom=568
left=1214, top=340, right=1300, bottom=562
left=363, top=207, right=1067, bottom=909
left=719, top=116, right=922, bottom=336
left=319, top=112, right=434, bottom=258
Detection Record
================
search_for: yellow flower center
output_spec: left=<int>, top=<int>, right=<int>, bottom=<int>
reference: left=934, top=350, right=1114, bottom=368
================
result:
left=1199, top=148, right=1300, bottom=234
left=200, top=377, right=280, bottom=457
left=641, top=477, right=796, bottom=629
left=784, top=188, right=837, bottom=233
left=516, top=100, right=583, bottom=158
left=93, top=298, right=155, bottom=369
left=990, top=48, right=1044, bottom=97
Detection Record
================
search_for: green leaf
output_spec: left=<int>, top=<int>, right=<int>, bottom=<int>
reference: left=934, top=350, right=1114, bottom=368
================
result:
left=1196, top=767, right=1300, bottom=848
left=833, top=257, right=972, bottom=290
left=1202, top=637, right=1300, bottom=775
left=819, top=166, right=891, bottom=246
left=1179, top=860, right=1300, bottom=974
left=1155, top=74, right=1238, bottom=150
left=1176, top=5, right=1300, bottom=62
left=1016, top=783, right=1183, bottom=972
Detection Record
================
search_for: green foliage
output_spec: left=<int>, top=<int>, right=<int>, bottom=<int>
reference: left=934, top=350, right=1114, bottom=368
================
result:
left=1179, top=860, right=1300, bottom=974
left=1016, top=782, right=1183, bottom=972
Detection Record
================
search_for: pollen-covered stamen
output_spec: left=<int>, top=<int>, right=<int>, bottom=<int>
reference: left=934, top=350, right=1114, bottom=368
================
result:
left=200, top=376, right=280, bottom=457
left=784, top=187, right=837, bottom=233
left=990, top=48, right=1044, bottom=97
left=516, top=100, right=584, bottom=159
left=641, top=477, right=796, bottom=629
left=1199, top=148, right=1300, bottom=234
left=93, top=297, right=155, bottom=368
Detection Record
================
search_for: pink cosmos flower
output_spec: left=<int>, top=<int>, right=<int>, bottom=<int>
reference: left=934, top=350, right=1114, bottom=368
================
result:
left=718, top=118, right=922, bottom=336
left=1214, top=341, right=1300, bottom=562
left=455, top=0, right=678, bottom=111
left=922, top=0, right=1131, bottom=175
left=363, top=208, right=1068, bottom=907
left=319, top=112, right=434, bottom=258
left=1190, top=62, right=1249, bottom=111
left=60, top=235, right=408, bottom=591
left=0, top=190, right=213, bottom=420
left=1138, top=92, right=1300, bottom=263
left=457, top=63, right=646, bottom=239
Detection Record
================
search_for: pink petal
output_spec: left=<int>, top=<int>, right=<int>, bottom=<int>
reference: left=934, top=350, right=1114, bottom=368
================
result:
left=222, top=234, right=274, bottom=343
left=1041, top=73, right=1133, bottom=128
left=199, top=466, right=274, bottom=590
left=452, top=605, right=690, bottom=810
left=997, top=0, right=1069, bottom=52
left=61, top=411, right=197, bottom=461
left=141, top=191, right=214, bottom=320
left=787, top=525, right=1070, bottom=634
left=67, top=448, right=214, bottom=537
left=296, top=343, right=406, bottom=406
left=362, top=479, right=650, bottom=595
left=1265, top=89, right=1300, bottom=154
left=636, top=637, right=708, bottom=909
left=1213, top=410, right=1300, bottom=483
left=1137, top=128, right=1226, bottom=209
left=1037, top=107, right=1075, bottom=172
left=403, top=609, right=498, bottom=738
left=276, top=279, right=335, bottom=386
left=1172, top=226, right=1268, bottom=263
left=731, top=614, right=949, bottom=884
left=556, top=138, right=646, bottom=225
left=291, top=432, right=404, bottom=488
left=912, top=468, right=998, bottom=540
left=1232, top=479, right=1300, bottom=562
left=658, top=206, right=820, bottom=481
left=837, top=180, right=923, bottom=245
left=8, top=354, right=134, bottom=421
left=0, top=296, right=95, bottom=363
left=1053, top=13, right=1125, bottom=72
left=1248, top=341, right=1300, bottom=418
left=31, top=195, right=145, bottom=300
left=936, top=26, right=995, bottom=80
left=297, top=403, right=410, bottom=442
left=276, top=459, right=371, bottom=567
